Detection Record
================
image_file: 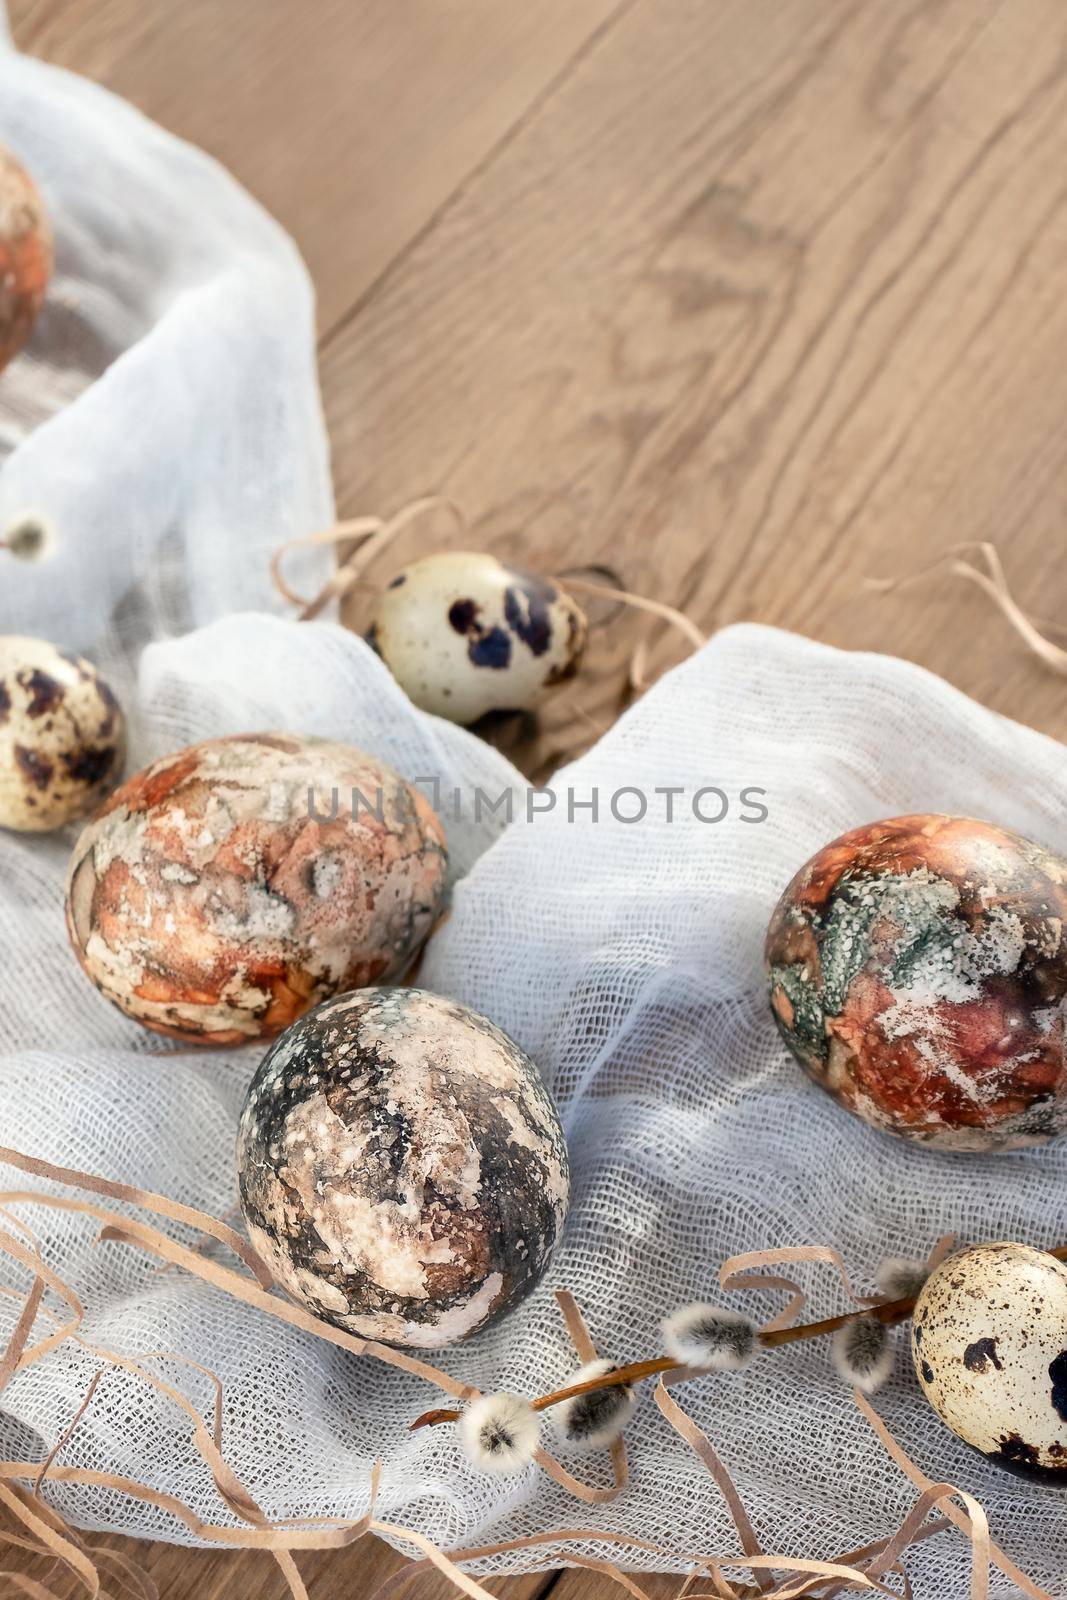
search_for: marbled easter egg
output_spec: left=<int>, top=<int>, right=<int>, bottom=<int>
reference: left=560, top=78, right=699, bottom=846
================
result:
left=0, top=144, right=52, bottom=374
left=913, top=1242, right=1067, bottom=1476
left=765, top=814, right=1067, bottom=1150
left=236, top=986, right=570, bottom=1347
left=369, top=551, right=587, bottom=724
left=66, top=734, right=447, bottom=1044
left=0, top=637, right=125, bottom=831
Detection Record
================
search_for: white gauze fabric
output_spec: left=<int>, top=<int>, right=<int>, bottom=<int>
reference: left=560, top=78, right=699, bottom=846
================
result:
left=0, top=30, right=332, bottom=665
left=2, top=28, right=1067, bottom=1600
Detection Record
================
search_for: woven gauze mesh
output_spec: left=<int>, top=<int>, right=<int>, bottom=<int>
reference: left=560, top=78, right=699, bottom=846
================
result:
left=2, top=29, right=1066, bottom=1600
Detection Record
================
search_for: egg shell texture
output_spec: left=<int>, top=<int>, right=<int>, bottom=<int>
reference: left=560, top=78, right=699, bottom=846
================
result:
left=912, top=1242, right=1067, bottom=1476
left=0, top=637, right=125, bottom=832
left=370, top=550, right=588, bottom=724
left=65, top=734, right=447, bottom=1044
left=0, top=144, right=52, bottom=374
left=237, top=986, right=570, bottom=1348
left=765, top=814, right=1067, bottom=1150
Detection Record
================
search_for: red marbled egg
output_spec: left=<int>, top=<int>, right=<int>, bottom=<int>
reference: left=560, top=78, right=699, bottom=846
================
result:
left=765, top=815, right=1067, bottom=1150
left=66, top=734, right=448, bottom=1045
left=0, top=144, right=51, bottom=375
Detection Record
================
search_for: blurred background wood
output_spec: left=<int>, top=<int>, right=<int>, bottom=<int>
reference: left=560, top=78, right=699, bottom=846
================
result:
left=2, top=1522, right=554, bottom=1599
left=9, top=0, right=619, bottom=334
left=9, top=0, right=1067, bottom=1594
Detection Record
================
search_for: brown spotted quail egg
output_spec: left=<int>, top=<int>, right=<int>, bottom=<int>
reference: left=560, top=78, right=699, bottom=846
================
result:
left=65, top=733, right=448, bottom=1044
left=0, top=637, right=125, bottom=831
left=236, top=985, right=570, bottom=1347
left=369, top=551, right=587, bottom=724
left=912, top=1242, right=1067, bottom=1475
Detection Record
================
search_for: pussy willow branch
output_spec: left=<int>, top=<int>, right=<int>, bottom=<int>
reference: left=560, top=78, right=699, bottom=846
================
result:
left=408, top=1308, right=911, bottom=1431
left=412, top=1247, right=1067, bottom=1432
left=411, top=1358, right=678, bottom=1431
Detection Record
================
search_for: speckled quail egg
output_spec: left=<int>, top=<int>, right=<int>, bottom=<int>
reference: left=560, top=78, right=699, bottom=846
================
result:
left=0, top=144, right=51, bottom=373
left=766, top=814, right=1067, bottom=1150
left=236, top=985, right=570, bottom=1347
left=368, top=551, right=588, bottom=724
left=0, top=637, right=125, bottom=831
left=65, top=734, right=447, bottom=1044
left=912, top=1242, right=1067, bottom=1476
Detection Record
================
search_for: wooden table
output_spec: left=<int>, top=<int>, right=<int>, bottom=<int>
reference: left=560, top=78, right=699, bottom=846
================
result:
left=7, top=0, right=1067, bottom=1594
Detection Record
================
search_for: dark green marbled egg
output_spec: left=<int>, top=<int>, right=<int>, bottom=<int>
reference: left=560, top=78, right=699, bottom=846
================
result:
left=766, top=814, right=1067, bottom=1150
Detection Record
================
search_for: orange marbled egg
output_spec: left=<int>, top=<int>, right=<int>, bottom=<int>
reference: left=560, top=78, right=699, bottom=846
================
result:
left=65, top=734, right=448, bottom=1045
left=766, top=815, right=1067, bottom=1150
left=0, top=144, right=51, bottom=375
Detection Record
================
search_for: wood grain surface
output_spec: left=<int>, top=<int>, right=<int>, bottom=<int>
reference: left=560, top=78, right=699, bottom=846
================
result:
left=7, top=0, right=1067, bottom=1596
left=4, top=1528, right=551, bottom=1600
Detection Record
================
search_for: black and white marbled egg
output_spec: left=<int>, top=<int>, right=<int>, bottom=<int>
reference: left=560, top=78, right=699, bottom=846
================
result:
left=912, top=1242, right=1067, bottom=1475
left=236, top=986, right=570, bottom=1348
